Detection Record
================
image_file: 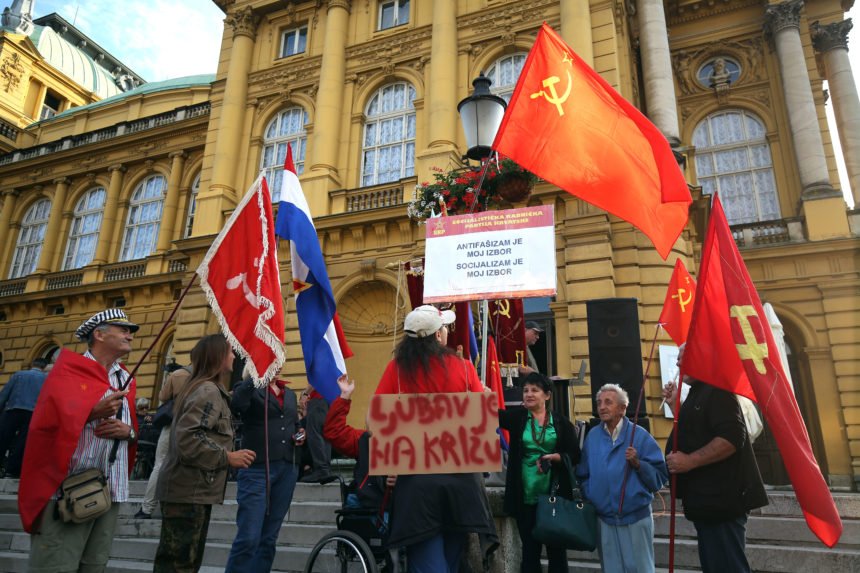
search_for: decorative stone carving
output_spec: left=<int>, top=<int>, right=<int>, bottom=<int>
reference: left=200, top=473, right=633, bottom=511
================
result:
left=810, top=19, right=852, bottom=53
left=501, top=27, right=516, bottom=45
left=765, top=0, right=803, bottom=37
left=328, top=0, right=351, bottom=12
left=381, top=59, right=395, bottom=75
left=336, top=280, right=398, bottom=337
left=0, top=53, right=25, bottom=93
left=673, top=50, right=695, bottom=96
left=226, top=6, right=258, bottom=39
left=360, top=258, right=376, bottom=281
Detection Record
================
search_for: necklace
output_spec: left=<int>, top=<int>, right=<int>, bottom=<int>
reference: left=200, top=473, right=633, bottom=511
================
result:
left=530, top=412, right=550, bottom=444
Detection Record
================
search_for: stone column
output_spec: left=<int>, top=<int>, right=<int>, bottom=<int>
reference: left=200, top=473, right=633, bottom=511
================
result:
left=811, top=19, right=860, bottom=206
left=156, top=151, right=187, bottom=253
left=35, top=177, right=70, bottom=273
left=94, top=164, right=125, bottom=265
left=428, top=0, right=458, bottom=150
left=304, top=0, right=350, bottom=216
left=309, top=2, right=349, bottom=172
left=636, top=0, right=681, bottom=145
left=561, top=0, right=594, bottom=65
left=766, top=0, right=839, bottom=200
left=0, top=190, right=19, bottom=275
left=199, top=6, right=258, bottom=227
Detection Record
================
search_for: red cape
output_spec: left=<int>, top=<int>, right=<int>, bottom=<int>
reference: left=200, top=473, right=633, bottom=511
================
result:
left=18, top=349, right=137, bottom=533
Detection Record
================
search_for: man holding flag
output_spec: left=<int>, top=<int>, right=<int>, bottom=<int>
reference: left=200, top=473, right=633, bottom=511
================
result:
left=275, top=144, right=353, bottom=483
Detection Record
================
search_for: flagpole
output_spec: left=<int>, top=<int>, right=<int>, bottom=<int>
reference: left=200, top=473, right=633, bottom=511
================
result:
left=126, top=274, right=198, bottom=382
left=668, top=372, right=683, bottom=573
left=617, top=324, right=661, bottom=516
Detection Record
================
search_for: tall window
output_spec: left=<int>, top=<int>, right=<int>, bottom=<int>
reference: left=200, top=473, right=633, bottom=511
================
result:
left=693, top=110, right=780, bottom=224
left=486, top=53, right=527, bottom=102
left=378, top=0, right=409, bottom=30
left=9, top=199, right=51, bottom=279
left=280, top=26, right=307, bottom=58
left=63, top=187, right=105, bottom=270
left=261, top=107, right=308, bottom=202
left=361, top=83, right=416, bottom=187
left=120, top=175, right=165, bottom=261
left=183, top=175, right=200, bottom=239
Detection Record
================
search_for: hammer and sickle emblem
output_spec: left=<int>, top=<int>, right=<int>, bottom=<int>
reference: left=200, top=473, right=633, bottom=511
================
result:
left=672, top=288, right=693, bottom=313
left=494, top=299, right=511, bottom=319
left=226, top=272, right=261, bottom=309
left=530, top=70, right=573, bottom=116
left=730, top=305, right=768, bottom=374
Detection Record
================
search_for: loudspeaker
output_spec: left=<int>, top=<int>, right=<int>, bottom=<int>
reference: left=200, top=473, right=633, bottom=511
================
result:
left=586, top=298, right=646, bottom=420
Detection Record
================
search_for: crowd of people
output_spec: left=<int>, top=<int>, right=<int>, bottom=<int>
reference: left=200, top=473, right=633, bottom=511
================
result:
left=9, top=306, right=768, bottom=573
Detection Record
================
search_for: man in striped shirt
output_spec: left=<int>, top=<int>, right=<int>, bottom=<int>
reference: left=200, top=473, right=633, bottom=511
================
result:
left=27, top=309, right=140, bottom=573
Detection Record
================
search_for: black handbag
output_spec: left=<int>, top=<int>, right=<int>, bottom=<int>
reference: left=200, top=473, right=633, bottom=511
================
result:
left=532, top=454, right=598, bottom=551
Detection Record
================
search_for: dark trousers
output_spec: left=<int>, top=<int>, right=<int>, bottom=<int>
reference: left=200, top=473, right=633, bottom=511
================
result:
left=516, top=504, right=568, bottom=573
left=154, top=502, right=212, bottom=573
left=0, top=408, right=32, bottom=475
left=693, top=515, right=751, bottom=573
left=306, top=398, right=331, bottom=473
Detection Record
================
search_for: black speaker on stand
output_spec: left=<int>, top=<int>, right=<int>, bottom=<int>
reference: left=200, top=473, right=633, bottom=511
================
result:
left=586, top=298, right=648, bottom=431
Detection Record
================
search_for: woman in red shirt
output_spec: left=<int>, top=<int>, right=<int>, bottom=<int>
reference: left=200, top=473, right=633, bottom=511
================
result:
left=374, top=305, right=495, bottom=573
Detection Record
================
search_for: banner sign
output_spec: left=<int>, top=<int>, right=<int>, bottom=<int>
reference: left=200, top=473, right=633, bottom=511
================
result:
left=367, top=392, right=502, bottom=476
left=423, top=205, right=557, bottom=303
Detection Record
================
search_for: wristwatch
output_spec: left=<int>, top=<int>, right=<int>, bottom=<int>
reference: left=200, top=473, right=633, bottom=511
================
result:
left=128, top=427, right=137, bottom=442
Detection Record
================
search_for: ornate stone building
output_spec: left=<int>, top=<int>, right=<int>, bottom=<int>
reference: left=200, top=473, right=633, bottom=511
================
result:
left=0, top=0, right=857, bottom=488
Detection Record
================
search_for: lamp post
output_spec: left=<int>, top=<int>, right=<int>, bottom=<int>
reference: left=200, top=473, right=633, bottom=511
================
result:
left=457, top=73, right=507, bottom=161
left=457, top=73, right=507, bottom=387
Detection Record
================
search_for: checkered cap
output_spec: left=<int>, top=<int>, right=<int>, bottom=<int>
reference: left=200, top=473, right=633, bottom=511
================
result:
left=75, top=309, right=139, bottom=341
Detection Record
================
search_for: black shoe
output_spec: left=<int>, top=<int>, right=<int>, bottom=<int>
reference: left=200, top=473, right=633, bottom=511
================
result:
left=299, top=470, right=333, bottom=483
left=134, top=509, right=151, bottom=519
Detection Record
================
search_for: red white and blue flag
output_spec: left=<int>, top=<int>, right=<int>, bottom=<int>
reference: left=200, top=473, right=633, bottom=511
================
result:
left=275, top=144, right=353, bottom=403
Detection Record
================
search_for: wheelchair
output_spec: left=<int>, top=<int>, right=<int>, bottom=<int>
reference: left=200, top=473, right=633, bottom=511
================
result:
left=303, top=474, right=402, bottom=573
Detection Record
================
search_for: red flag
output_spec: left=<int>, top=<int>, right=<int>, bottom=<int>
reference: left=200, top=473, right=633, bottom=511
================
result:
left=19, top=350, right=138, bottom=533
left=658, top=259, right=696, bottom=345
left=683, top=195, right=842, bottom=547
left=197, top=174, right=285, bottom=385
left=492, top=23, right=691, bottom=259
left=486, top=335, right=509, bottom=444
left=490, top=298, right=527, bottom=365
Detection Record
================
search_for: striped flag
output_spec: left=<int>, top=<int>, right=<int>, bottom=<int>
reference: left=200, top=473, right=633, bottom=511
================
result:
left=275, top=144, right=352, bottom=403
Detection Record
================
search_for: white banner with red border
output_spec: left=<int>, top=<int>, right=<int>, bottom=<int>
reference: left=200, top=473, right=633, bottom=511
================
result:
left=423, top=205, right=557, bottom=303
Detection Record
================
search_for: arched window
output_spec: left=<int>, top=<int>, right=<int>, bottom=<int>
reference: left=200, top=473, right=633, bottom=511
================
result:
left=693, top=110, right=780, bottom=224
left=361, top=82, right=416, bottom=187
left=9, top=199, right=51, bottom=279
left=485, top=53, right=527, bottom=102
left=261, top=107, right=308, bottom=202
left=63, top=187, right=105, bottom=270
left=183, top=174, right=200, bottom=239
left=120, top=174, right=165, bottom=261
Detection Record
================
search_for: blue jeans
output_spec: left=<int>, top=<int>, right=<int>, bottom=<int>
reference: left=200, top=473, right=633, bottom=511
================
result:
left=225, top=460, right=299, bottom=573
left=693, top=515, right=751, bottom=573
left=407, top=532, right=467, bottom=573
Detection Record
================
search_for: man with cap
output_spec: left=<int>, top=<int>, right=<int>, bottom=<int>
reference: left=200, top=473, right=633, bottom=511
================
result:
left=518, top=321, right=544, bottom=375
left=19, top=309, right=141, bottom=573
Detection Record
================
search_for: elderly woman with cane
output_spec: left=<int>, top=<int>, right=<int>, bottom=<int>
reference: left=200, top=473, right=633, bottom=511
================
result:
left=576, top=384, right=668, bottom=572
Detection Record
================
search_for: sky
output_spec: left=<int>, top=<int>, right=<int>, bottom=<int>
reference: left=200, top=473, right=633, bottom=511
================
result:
left=30, top=0, right=859, bottom=206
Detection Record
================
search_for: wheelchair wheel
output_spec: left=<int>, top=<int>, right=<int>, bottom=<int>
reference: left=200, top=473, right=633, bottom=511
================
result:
left=303, top=529, right=379, bottom=573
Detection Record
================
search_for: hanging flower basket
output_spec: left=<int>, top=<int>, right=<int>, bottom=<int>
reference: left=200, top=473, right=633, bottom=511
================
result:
left=407, top=157, right=536, bottom=223
left=494, top=171, right=534, bottom=203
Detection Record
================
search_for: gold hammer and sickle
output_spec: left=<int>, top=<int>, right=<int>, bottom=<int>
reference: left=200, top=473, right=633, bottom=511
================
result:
left=530, top=70, right=573, bottom=116
left=494, top=299, right=511, bottom=319
left=672, top=288, right=693, bottom=313
left=730, top=305, right=769, bottom=374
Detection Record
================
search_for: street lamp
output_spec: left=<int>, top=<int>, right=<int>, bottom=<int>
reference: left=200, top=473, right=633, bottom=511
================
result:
left=457, top=73, right=507, bottom=161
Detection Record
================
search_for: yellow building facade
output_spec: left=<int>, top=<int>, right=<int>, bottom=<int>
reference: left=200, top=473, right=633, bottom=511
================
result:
left=0, top=0, right=857, bottom=488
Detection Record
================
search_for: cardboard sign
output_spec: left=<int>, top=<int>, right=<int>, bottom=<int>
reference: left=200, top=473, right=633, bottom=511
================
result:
left=423, top=205, right=557, bottom=302
left=367, top=392, right=502, bottom=476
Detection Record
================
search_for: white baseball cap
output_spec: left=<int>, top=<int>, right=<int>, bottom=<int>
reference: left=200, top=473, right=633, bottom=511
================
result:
left=404, top=305, right=456, bottom=338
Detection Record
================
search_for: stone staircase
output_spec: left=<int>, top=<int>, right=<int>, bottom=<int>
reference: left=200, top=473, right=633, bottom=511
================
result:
left=0, top=479, right=855, bottom=572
